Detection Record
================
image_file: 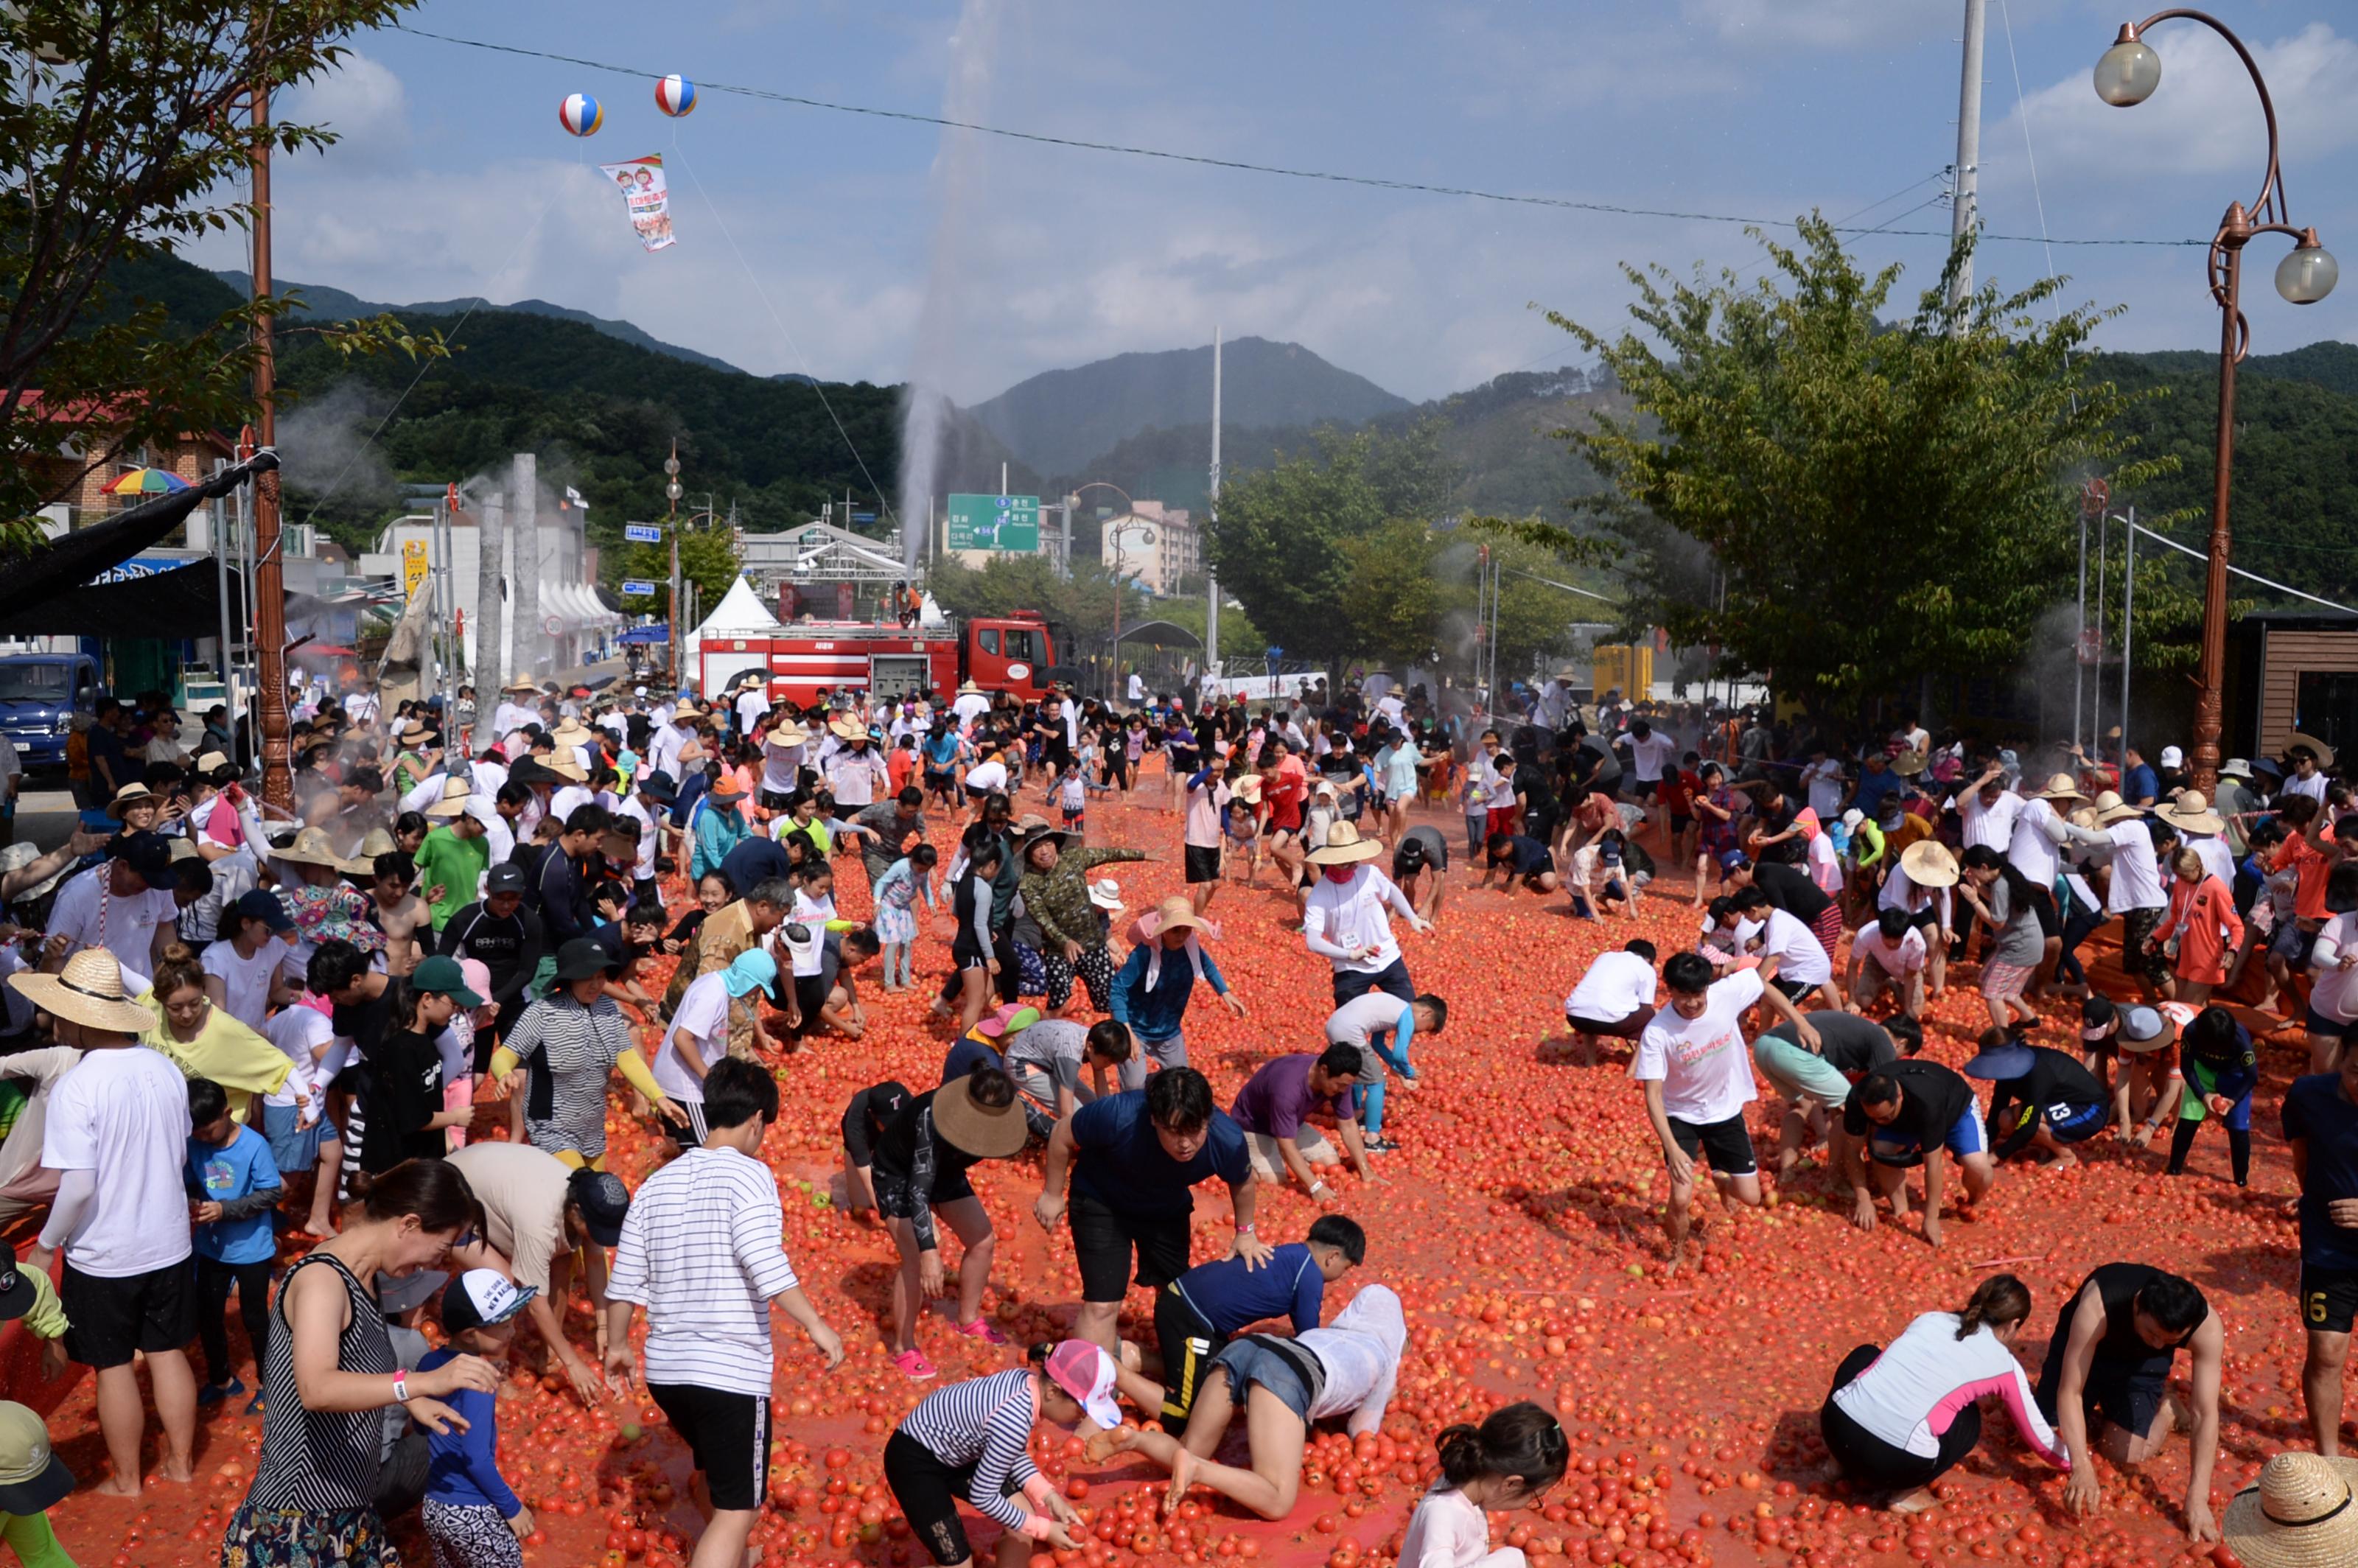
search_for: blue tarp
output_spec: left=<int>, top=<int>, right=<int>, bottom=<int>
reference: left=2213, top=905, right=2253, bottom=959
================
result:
left=618, top=623, right=670, bottom=645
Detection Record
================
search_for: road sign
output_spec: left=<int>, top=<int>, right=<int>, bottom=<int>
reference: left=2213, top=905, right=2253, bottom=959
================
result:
left=946, top=493, right=1039, bottom=553
left=851, top=511, right=878, bottom=523
left=620, top=579, right=657, bottom=596
left=624, top=523, right=664, bottom=544
left=400, top=539, right=428, bottom=596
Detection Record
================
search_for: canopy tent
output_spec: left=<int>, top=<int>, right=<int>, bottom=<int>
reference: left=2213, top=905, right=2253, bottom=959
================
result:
left=1108, top=620, right=1204, bottom=650
left=683, top=575, right=783, bottom=675
left=0, top=559, right=243, bottom=639
left=0, top=450, right=279, bottom=623
left=618, top=623, right=669, bottom=645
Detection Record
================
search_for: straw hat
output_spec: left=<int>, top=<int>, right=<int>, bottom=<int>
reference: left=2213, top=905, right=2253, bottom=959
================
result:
left=2032, top=772, right=2088, bottom=802
left=1229, top=774, right=1263, bottom=804
left=194, top=751, right=231, bottom=775
left=2285, top=732, right=2337, bottom=769
left=2157, top=791, right=2226, bottom=835
left=1897, top=839, right=1958, bottom=889
left=2222, top=1452, right=2358, bottom=1568
left=1087, top=878, right=1125, bottom=912
left=271, top=826, right=352, bottom=871
left=767, top=721, right=809, bottom=746
left=398, top=724, right=433, bottom=747
left=354, top=827, right=397, bottom=865
left=828, top=718, right=869, bottom=741
left=1139, top=895, right=1209, bottom=942
left=424, top=777, right=473, bottom=819
left=934, top=1071, right=1032, bottom=1158
left=1889, top=749, right=1928, bottom=775
left=1306, top=820, right=1384, bottom=866
left=501, top=675, right=539, bottom=694
left=668, top=699, right=702, bottom=722
left=546, top=757, right=587, bottom=783
left=548, top=719, right=595, bottom=748
left=957, top=679, right=982, bottom=694
left=2088, top=789, right=2141, bottom=825
left=8, top=950, right=155, bottom=1035
left=102, top=783, right=156, bottom=820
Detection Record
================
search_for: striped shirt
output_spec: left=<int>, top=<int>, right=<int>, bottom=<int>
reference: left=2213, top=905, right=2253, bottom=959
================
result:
left=241, top=1253, right=393, bottom=1513
left=505, top=993, right=634, bottom=1161
left=900, top=1370, right=1048, bottom=1536
left=606, top=1146, right=800, bottom=1397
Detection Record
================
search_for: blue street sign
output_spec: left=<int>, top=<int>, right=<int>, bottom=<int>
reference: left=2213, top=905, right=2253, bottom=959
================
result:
left=623, top=523, right=664, bottom=544
left=620, top=579, right=657, bottom=595
left=852, top=511, right=878, bottom=522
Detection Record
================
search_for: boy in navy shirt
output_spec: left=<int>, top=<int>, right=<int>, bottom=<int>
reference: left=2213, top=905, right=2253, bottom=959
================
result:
left=185, top=1077, right=281, bottom=1414
left=1146, top=1214, right=1365, bottom=1425
left=421, top=1269, right=536, bottom=1566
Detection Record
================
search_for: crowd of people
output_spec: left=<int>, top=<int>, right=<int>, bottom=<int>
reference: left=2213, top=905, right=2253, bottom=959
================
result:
left=0, top=659, right=2348, bottom=1567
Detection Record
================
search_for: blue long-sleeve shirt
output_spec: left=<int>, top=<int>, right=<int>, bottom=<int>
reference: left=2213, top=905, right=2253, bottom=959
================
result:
left=692, top=800, right=749, bottom=881
left=419, top=1347, right=520, bottom=1516
left=1108, top=941, right=1228, bottom=1043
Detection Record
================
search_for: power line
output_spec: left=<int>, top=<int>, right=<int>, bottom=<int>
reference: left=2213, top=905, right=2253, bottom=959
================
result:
left=391, top=24, right=2208, bottom=249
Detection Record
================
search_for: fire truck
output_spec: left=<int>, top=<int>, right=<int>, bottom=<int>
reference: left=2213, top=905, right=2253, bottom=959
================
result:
left=697, top=609, right=1076, bottom=707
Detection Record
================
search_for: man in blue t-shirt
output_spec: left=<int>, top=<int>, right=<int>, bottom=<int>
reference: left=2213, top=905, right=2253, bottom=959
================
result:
left=1145, top=1214, right=1364, bottom=1425
left=184, top=1078, right=281, bottom=1413
left=1033, top=1067, right=1267, bottom=1354
left=2283, top=1052, right=2358, bottom=1455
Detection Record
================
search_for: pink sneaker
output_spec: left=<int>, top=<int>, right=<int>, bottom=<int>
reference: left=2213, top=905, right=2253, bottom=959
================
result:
left=953, top=1317, right=1010, bottom=1345
left=891, top=1348, right=937, bottom=1380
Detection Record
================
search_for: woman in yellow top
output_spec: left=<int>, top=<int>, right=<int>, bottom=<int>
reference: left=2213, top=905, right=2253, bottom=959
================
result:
left=140, top=945, right=301, bottom=1124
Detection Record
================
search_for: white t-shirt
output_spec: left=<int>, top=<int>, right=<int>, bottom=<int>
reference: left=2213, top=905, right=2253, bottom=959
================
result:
left=1853, top=924, right=1928, bottom=976
left=658, top=971, right=732, bottom=1105
left=46, top=865, right=175, bottom=991
left=2310, top=913, right=2358, bottom=1023
left=759, top=738, right=805, bottom=796
left=952, top=693, right=991, bottom=729
left=2007, top=796, right=2065, bottom=889
left=1878, top=862, right=1953, bottom=927
left=41, top=1045, right=195, bottom=1277
left=2286, top=771, right=2329, bottom=803
left=1803, top=760, right=1847, bottom=823
left=202, top=935, right=291, bottom=1032
left=1740, top=907, right=1832, bottom=987
left=1629, top=968, right=1763, bottom=1124
left=1325, top=991, right=1413, bottom=1051
left=2186, top=832, right=2235, bottom=890
left=262, top=1005, right=334, bottom=1109
left=1958, top=790, right=2022, bottom=853
left=2104, top=821, right=2169, bottom=913
left=615, top=798, right=660, bottom=881
left=401, top=771, right=447, bottom=817
left=1564, top=951, right=1659, bottom=1023
left=1623, top=732, right=1677, bottom=783
left=735, top=687, right=769, bottom=735
left=963, top=758, right=1009, bottom=794
left=1806, top=831, right=1842, bottom=894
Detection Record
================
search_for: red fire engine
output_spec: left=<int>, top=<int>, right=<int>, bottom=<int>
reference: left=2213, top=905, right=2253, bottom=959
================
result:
left=697, top=609, right=1074, bottom=707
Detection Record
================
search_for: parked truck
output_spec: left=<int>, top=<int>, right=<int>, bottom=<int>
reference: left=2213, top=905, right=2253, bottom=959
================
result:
left=0, top=650, right=99, bottom=769
left=697, top=609, right=1077, bottom=707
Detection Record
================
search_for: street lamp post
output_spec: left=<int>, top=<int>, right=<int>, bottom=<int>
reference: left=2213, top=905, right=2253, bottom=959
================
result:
left=2094, top=12, right=2337, bottom=794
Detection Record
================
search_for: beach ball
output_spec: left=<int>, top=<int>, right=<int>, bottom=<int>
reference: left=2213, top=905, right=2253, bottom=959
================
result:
left=559, top=93, right=602, bottom=136
left=655, top=75, right=696, bottom=117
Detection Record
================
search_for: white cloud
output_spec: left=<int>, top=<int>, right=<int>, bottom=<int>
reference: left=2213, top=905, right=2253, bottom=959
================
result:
left=1680, top=0, right=1957, bottom=52
left=1996, top=21, right=2358, bottom=191
left=278, top=52, right=410, bottom=167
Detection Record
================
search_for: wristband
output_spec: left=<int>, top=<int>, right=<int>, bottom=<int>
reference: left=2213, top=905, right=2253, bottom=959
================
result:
left=1234, top=1224, right=1256, bottom=1236
left=392, top=1373, right=409, bottom=1403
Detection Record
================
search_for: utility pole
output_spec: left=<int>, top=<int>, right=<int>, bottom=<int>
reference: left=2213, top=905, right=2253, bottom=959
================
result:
left=511, top=454, right=539, bottom=690
left=1948, top=0, right=1987, bottom=326
left=665, top=443, right=683, bottom=688
left=249, top=84, right=291, bottom=811
left=1207, top=326, right=1222, bottom=672
left=477, top=491, right=505, bottom=713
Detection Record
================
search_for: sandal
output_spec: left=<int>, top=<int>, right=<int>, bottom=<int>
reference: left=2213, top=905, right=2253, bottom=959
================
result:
left=891, top=1348, right=938, bottom=1380
left=953, top=1317, right=1010, bottom=1345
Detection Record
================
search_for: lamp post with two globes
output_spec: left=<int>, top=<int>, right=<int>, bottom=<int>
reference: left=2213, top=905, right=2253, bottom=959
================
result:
left=2094, top=12, right=2337, bottom=794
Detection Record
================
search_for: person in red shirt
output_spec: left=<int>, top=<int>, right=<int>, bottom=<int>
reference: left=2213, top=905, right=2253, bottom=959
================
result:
left=1263, top=742, right=1309, bottom=887
left=887, top=735, right=920, bottom=797
left=1658, top=754, right=1704, bottom=869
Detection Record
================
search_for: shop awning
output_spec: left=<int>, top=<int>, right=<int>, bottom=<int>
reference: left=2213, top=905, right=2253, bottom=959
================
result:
left=0, top=451, right=279, bottom=622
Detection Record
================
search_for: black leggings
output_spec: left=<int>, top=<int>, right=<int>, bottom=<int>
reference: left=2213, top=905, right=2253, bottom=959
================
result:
left=1819, top=1343, right=1982, bottom=1491
left=195, top=1254, right=273, bottom=1388
left=2167, top=1118, right=2253, bottom=1185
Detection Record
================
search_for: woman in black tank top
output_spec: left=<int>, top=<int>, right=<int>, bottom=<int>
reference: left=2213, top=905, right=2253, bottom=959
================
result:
left=220, top=1160, right=499, bottom=1567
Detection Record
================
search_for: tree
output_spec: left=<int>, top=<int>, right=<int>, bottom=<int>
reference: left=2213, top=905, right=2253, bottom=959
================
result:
left=614, top=526, right=741, bottom=618
left=1497, top=217, right=2185, bottom=710
left=924, top=554, right=1150, bottom=649
left=0, top=1, right=435, bottom=547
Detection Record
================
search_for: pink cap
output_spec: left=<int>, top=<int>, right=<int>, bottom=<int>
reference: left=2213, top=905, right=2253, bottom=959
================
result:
left=458, top=957, right=492, bottom=1009
left=1044, top=1339, right=1121, bottom=1430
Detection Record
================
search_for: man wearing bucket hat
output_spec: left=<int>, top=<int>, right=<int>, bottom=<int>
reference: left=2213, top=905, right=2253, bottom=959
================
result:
left=15, top=949, right=199, bottom=1497
left=868, top=1064, right=1032, bottom=1379
left=2037, top=1261, right=2225, bottom=1541
left=1303, top=821, right=1430, bottom=1008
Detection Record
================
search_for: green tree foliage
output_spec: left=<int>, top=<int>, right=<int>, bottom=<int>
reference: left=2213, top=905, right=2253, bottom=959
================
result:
left=923, top=553, right=1151, bottom=651
left=1498, top=218, right=2182, bottom=709
left=612, top=525, right=742, bottom=618
left=0, top=1, right=438, bottom=546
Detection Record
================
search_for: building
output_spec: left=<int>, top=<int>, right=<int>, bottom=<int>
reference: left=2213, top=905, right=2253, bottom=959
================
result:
left=1102, top=501, right=1199, bottom=596
left=20, top=391, right=238, bottom=539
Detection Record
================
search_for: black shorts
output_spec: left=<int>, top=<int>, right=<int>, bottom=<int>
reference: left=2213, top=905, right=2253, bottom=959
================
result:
left=2036, top=1337, right=2168, bottom=1441
left=876, top=1162, right=975, bottom=1217
left=1628, top=778, right=1658, bottom=799
left=790, top=970, right=828, bottom=1027
left=1184, top=844, right=1222, bottom=885
left=1769, top=973, right=1819, bottom=1003
left=1664, top=1113, right=1758, bottom=1177
left=648, top=1384, right=769, bottom=1512
left=1068, top=1190, right=1192, bottom=1302
left=1905, top=905, right=1941, bottom=933
left=1153, top=1284, right=1227, bottom=1424
left=886, top=1428, right=1018, bottom=1567
left=2302, top=1265, right=2358, bottom=1335
left=1670, top=813, right=1694, bottom=833
left=759, top=788, right=792, bottom=813
left=60, top=1259, right=197, bottom=1370
left=2026, top=886, right=2060, bottom=940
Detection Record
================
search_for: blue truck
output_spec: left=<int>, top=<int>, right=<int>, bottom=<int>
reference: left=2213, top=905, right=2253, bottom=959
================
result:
left=0, top=651, right=99, bottom=769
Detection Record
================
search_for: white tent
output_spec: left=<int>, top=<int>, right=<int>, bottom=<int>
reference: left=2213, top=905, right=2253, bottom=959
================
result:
left=684, top=575, right=783, bottom=680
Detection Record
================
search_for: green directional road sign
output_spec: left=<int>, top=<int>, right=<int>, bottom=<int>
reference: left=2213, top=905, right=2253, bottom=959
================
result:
left=946, top=493, right=1040, bottom=553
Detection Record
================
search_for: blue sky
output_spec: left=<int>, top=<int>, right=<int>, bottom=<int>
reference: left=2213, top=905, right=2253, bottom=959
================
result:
left=184, top=0, right=2358, bottom=405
